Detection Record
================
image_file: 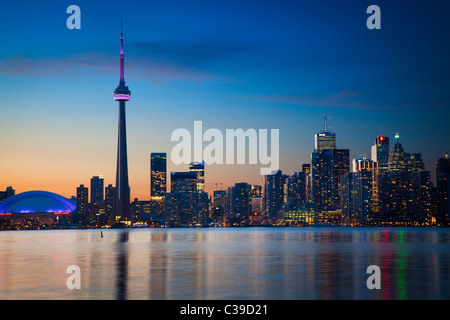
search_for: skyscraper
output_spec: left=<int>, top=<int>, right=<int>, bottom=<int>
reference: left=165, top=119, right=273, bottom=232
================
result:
left=263, top=170, right=286, bottom=221
left=76, top=184, right=88, bottom=224
left=352, top=168, right=374, bottom=225
left=353, top=157, right=379, bottom=214
left=311, top=149, right=335, bottom=212
left=302, top=164, right=312, bottom=202
left=227, top=182, right=252, bottom=223
left=314, top=132, right=336, bottom=152
left=371, top=136, right=390, bottom=169
left=150, top=153, right=167, bottom=217
left=333, top=149, right=350, bottom=204
left=388, top=134, right=409, bottom=172
left=377, top=136, right=433, bottom=225
left=314, top=114, right=336, bottom=152
left=105, top=184, right=116, bottom=223
left=170, top=172, right=198, bottom=192
left=150, top=153, right=167, bottom=198
left=378, top=170, right=432, bottom=224
left=340, top=173, right=353, bottom=225
left=165, top=171, right=208, bottom=225
left=286, top=172, right=307, bottom=205
left=90, top=175, right=104, bottom=204
left=113, top=18, right=132, bottom=223
left=189, top=161, right=205, bottom=191
left=213, top=190, right=227, bottom=220
left=436, top=155, right=450, bottom=225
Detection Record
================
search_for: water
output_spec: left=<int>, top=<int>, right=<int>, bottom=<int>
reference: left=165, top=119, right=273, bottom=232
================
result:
left=0, top=227, right=449, bottom=300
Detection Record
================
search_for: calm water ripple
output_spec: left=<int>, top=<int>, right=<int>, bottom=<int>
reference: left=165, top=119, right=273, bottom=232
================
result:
left=0, top=227, right=449, bottom=300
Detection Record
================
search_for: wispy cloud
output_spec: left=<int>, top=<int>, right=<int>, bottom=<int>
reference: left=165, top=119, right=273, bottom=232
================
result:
left=248, top=91, right=375, bottom=109
left=0, top=35, right=255, bottom=84
left=0, top=54, right=112, bottom=78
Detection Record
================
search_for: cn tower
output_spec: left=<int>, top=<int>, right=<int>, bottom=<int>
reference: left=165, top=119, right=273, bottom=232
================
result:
left=113, top=17, right=131, bottom=223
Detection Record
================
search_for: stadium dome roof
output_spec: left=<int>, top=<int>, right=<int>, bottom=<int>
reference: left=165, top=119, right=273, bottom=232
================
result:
left=0, top=191, right=76, bottom=214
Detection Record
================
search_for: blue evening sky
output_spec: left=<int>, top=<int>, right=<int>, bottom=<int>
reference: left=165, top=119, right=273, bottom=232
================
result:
left=1, top=0, right=449, bottom=198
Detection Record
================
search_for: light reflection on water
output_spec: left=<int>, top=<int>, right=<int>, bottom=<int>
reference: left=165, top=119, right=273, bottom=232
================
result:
left=0, top=227, right=449, bottom=300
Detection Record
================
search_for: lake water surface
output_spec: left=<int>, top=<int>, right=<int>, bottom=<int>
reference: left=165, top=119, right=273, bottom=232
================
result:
left=0, top=227, right=449, bottom=300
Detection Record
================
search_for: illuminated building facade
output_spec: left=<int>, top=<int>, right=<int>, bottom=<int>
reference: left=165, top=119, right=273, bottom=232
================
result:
left=189, top=161, right=205, bottom=191
left=90, top=175, right=104, bottom=205
left=341, top=159, right=375, bottom=226
left=371, top=136, right=390, bottom=169
left=353, top=158, right=379, bottom=213
left=0, top=191, right=76, bottom=228
left=333, top=149, right=350, bottom=205
left=76, top=184, right=88, bottom=217
left=281, top=202, right=315, bottom=226
left=165, top=171, right=208, bottom=225
left=212, top=190, right=226, bottom=220
left=150, top=153, right=167, bottom=217
left=286, top=172, right=307, bottom=205
left=263, top=170, right=286, bottom=222
left=377, top=136, right=433, bottom=225
left=314, top=131, right=336, bottom=152
left=227, top=182, right=252, bottom=223
left=105, top=184, right=116, bottom=223
left=340, top=172, right=353, bottom=226
left=311, top=150, right=335, bottom=213
left=151, top=153, right=167, bottom=197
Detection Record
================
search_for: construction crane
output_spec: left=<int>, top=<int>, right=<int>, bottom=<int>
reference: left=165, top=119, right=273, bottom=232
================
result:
left=205, top=182, right=223, bottom=190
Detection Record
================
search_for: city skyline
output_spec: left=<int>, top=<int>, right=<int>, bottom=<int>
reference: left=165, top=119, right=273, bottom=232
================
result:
left=1, top=0, right=449, bottom=201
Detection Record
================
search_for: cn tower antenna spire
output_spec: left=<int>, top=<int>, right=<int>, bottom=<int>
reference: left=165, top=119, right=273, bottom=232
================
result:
left=114, top=17, right=130, bottom=100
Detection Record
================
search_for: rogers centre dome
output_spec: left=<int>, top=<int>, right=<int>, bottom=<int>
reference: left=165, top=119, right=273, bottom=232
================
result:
left=0, top=191, right=76, bottom=216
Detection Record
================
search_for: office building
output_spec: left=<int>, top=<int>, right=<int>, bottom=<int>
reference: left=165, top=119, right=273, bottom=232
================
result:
left=189, top=161, right=205, bottom=191
left=150, top=153, right=167, bottom=197
left=76, top=184, right=88, bottom=224
left=165, top=171, right=208, bottom=225
left=105, top=184, right=116, bottom=223
left=377, top=137, right=433, bottom=224
left=333, top=149, right=350, bottom=204
left=353, top=158, right=379, bottom=212
left=340, top=173, right=353, bottom=225
left=371, top=136, right=390, bottom=169
left=286, top=172, right=307, bottom=205
left=311, top=149, right=335, bottom=212
left=436, top=155, right=450, bottom=225
left=227, top=182, right=252, bottom=222
left=314, top=131, right=336, bottom=152
left=90, top=175, right=104, bottom=204
left=0, top=186, right=15, bottom=203
left=263, top=170, right=286, bottom=222
left=151, top=153, right=167, bottom=217
left=212, top=190, right=227, bottom=220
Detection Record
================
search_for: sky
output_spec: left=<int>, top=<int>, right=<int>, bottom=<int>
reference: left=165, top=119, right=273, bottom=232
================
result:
left=1, top=0, right=449, bottom=200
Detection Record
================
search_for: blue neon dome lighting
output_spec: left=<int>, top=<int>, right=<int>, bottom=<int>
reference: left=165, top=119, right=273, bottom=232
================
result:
left=0, top=191, right=76, bottom=214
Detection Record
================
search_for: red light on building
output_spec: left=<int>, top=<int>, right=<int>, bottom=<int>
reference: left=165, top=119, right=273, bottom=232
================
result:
left=376, top=136, right=389, bottom=145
